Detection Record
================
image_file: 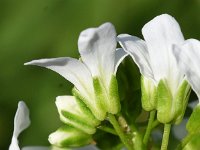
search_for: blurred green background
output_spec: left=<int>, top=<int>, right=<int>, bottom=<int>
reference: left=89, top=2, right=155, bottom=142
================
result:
left=0, top=0, right=199, bottom=149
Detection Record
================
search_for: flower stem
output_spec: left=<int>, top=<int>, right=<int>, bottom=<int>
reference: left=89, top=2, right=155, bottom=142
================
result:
left=143, top=110, right=156, bottom=146
left=108, top=113, right=133, bottom=150
left=152, top=120, right=160, bottom=129
left=97, top=126, right=117, bottom=135
left=161, top=124, right=171, bottom=150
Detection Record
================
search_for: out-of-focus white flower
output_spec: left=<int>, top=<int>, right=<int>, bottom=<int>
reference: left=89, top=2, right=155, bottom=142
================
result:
left=25, top=23, right=127, bottom=121
left=9, top=101, right=50, bottom=150
left=9, top=101, right=31, bottom=150
left=118, top=14, right=190, bottom=123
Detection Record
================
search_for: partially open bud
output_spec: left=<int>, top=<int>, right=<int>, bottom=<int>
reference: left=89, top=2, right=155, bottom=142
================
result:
left=56, top=96, right=100, bottom=134
left=141, top=76, right=157, bottom=111
left=157, top=80, right=190, bottom=124
left=49, top=125, right=92, bottom=148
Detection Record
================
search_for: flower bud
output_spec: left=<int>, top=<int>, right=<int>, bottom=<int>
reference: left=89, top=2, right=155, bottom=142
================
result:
left=56, top=96, right=100, bottom=134
left=49, top=126, right=92, bottom=148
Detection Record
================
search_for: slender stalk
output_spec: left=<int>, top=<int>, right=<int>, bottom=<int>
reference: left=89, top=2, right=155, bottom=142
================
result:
left=161, top=124, right=171, bottom=150
left=152, top=120, right=160, bottom=129
left=175, top=134, right=195, bottom=150
left=143, top=110, right=156, bottom=146
left=108, top=113, right=134, bottom=150
left=97, top=126, right=117, bottom=135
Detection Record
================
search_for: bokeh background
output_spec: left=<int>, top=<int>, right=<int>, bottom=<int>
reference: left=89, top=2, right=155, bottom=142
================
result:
left=0, top=0, right=200, bottom=149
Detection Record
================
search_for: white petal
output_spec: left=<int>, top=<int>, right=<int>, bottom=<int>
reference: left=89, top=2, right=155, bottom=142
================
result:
left=25, top=57, right=93, bottom=99
left=173, top=39, right=200, bottom=99
left=9, top=101, right=31, bottom=150
left=56, top=96, right=81, bottom=116
left=22, top=146, right=50, bottom=150
left=114, top=48, right=128, bottom=74
left=78, top=22, right=117, bottom=86
left=9, top=137, right=20, bottom=150
left=142, top=14, right=184, bottom=83
left=117, top=34, right=154, bottom=79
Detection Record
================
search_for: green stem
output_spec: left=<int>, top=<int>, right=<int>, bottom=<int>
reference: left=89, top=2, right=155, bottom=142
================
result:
left=175, top=134, right=195, bottom=150
left=152, top=120, right=160, bottom=129
left=108, top=113, right=134, bottom=150
left=98, top=126, right=117, bottom=135
left=143, top=110, right=156, bottom=146
left=161, top=124, right=171, bottom=150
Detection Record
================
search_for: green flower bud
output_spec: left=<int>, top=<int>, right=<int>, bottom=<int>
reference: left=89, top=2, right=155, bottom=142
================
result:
left=141, top=76, right=157, bottom=111
left=56, top=96, right=100, bottom=134
left=49, top=125, right=92, bottom=148
left=157, top=80, right=190, bottom=123
left=186, top=105, right=200, bottom=134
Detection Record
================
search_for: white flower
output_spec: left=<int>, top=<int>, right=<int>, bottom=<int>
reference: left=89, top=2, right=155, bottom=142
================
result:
left=173, top=39, right=200, bottom=133
left=118, top=14, right=190, bottom=123
left=9, top=101, right=49, bottom=150
left=173, top=39, right=200, bottom=100
left=25, top=23, right=127, bottom=120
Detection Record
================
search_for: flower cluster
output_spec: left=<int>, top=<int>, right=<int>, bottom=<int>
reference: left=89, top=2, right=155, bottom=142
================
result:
left=9, top=14, right=200, bottom=150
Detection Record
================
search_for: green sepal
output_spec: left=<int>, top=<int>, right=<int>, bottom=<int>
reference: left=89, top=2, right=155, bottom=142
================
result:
left=157, top=80, right=173, bottom=123
left=93, top=76, right=121, bottom=115
left=72, top=87, right=106, bottom=121
left=186, top=105, right=200, bottom=134
left=72, top=75, right=121, bottom=121
left=173, top=80, right=191, bottom=124
left=141, top=76, right=157, bottom=111
left=93, top=77, right=108, bottom=114
left=108, top=75, right=121, bottom=114
left=49, top=125, right=92, bottom=148
left=157, top=80, right=191, bottom=124
left=74, top=96, right=101, bottom=127
left=61, top=111, right=96, bottom=134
